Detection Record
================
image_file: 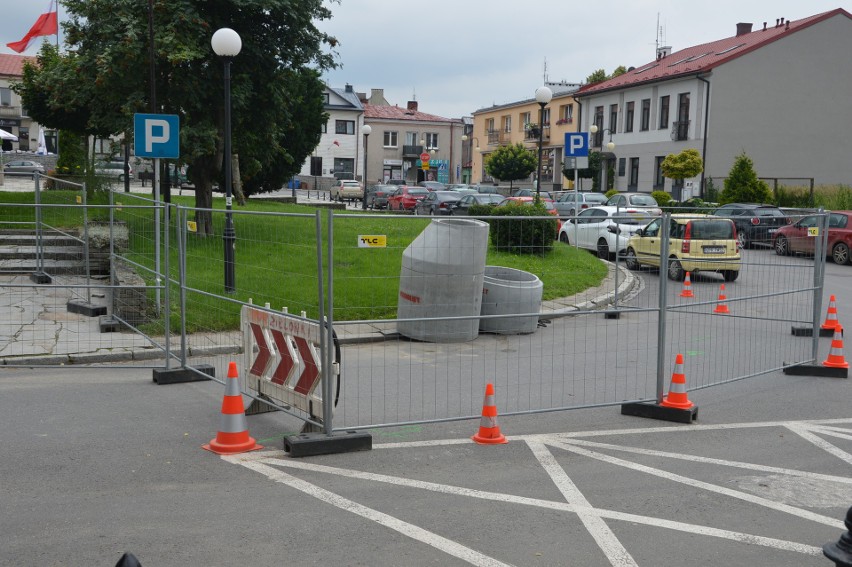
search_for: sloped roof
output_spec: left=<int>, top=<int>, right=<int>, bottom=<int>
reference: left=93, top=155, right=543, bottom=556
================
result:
left=0, top=53, right=36, bottom=77
left=364, top=103, right=458, bottom=123
left=328, top=86, right=363, bottom=110
left=579, top=8, right=851, bottom=96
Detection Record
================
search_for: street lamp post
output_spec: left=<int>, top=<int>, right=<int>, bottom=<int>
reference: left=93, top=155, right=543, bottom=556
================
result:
left=461, top=134, right=481, bottom=184
left=211, top=27, right=242, bottom=294
left=534, top=86, right=553, bottom=199
left=361, top=124, right=371, bottom=209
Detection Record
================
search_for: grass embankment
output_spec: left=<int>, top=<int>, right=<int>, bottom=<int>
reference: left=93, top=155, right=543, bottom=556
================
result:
left=1, top=190, right=607, bottom=332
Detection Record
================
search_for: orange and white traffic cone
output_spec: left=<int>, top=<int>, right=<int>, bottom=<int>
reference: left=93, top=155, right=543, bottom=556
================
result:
left=680, top=271, right=694, bottom=298
left=821, top=295, right=842, bottom=332
left=203, top=362, right=263, bottom=455
left=661, top=353, right=694, bottom=410
left=823, top=327, right=849, bottom=369
left=713, top=284, right=730, bottom=314
left=472, top=383, right=508, bottom=445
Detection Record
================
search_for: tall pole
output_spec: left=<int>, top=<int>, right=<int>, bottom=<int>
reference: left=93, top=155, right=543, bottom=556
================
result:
left=361, top=125, right=371, bottom=209
left=223, top=55, right=236, bottom=293
left=536, top=101, right=545, bottom=200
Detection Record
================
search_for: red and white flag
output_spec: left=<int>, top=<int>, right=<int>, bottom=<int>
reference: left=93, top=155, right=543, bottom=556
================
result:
left=7, top=1, right=58, bottom=54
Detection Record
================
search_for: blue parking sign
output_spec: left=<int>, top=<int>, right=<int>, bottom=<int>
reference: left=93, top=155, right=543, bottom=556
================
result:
left=134, top=113, right=180, bottom=159
left=564, top=133, right=589, bottom=157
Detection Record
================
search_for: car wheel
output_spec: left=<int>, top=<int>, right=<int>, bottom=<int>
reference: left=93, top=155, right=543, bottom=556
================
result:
left=625, top=247, right=639, bottom=270
left=596, top=238, right=610, bottom=260
left=723, top=270, right=739, bottom=282
left=667, top=257, right=685, bottom=281
left=737, top=230, right=749, bottom=250
left=832, top=242, right=850, bottom=265
left=774, top=235, right=789, bottom=256
left=559, top=232, right=570, bottom=245
left=118, top=174, right=124, bottom=182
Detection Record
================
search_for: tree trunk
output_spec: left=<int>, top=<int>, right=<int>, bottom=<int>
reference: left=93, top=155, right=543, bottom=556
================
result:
left=232, top=153, right=246, bottom=205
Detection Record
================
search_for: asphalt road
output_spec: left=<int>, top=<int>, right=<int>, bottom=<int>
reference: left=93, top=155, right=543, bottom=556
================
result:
left=1, top=240, right=851, bottom=566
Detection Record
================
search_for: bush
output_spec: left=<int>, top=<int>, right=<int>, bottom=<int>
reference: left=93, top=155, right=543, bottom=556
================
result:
left=467, top=203, right=494, bottom=217
left=720, top=152, right=772, bottom=204
left=651, top=190, right=672, bottom=206
left=774, top=185, right=814, bottom=208
left=488, top=201, right=557, bottom=255
left=604, top=189, right=618, bottom=199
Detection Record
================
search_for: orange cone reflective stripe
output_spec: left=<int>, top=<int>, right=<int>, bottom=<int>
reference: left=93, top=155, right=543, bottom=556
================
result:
left=823, top=327, right=849, bottom=369
left=680, top=272, right=694, bottom=298
left=203, top=361, right=263, bottom=455
left=661, top=353, right=694, bottom=409
left=472, top=383, right=508, bottom=445
left=713, top=284, right=730, bottom=314
left=821, top=295, right=841, bottom=331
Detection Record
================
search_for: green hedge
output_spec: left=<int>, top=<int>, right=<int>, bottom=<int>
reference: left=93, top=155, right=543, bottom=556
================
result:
left=488, top=201, right=557, bottom=255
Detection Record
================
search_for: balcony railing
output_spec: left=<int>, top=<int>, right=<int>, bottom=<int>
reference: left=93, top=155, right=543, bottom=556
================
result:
left=402, top=144, right=424, bottom=157
left=0, top=106, right=22, bottom=118
left=671, top=120, right=690, bottom=141
left=487, top=130, right=500, bottom=145
left=524, top=126, right=550, bottom=142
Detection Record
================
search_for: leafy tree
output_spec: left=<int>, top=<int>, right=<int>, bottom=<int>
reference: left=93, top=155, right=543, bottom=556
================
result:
left=15, top=0, right=336, bottom=236
left=661, top=148, right=703, bottom=185
left=720, top=152, right=772, bottom=204
left=611, top=65, right=628, bottom=78
left=484, top=143, right=536, bottom=190
left=585, top=69, right=608, bottom=84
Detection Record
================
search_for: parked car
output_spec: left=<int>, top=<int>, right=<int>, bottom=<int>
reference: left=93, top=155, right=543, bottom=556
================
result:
left=3, top=160, right=44, bottom=178
left=712, top=203, right=790, bottom=249
left=94, top=161, right=134, bottom=181
left=624, top=214, right=741, bottom=281
left=387, top=186, right=430, bottom=212
left=331, top=179, right=363, bottom=202
left=418, top=180, right=446, bottom=191
left=554, top=191, right=608, bottom=217
left=473, top=185, right=500, bottom=195
left=497, top=196, right=562, bottom=235
left=413, top=191, right=463, bottom=216
left=510, top=188, right=553, bottom=199
left=365, top=184, right=395, bottom=210
left=558, top=206, right=654, bottom=259
left=772, top=211, right=852, bottom=265
left=449, top=193, right=505, bottom=215
left=446, top=183, right=471, bottom=191
left=605, top=192, right=663, bottom=216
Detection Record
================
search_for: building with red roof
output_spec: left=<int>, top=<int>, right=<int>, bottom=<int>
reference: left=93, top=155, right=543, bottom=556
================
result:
left=575, top=8, right=852, bottom=198
left=0, top=53, right=53, bottom=154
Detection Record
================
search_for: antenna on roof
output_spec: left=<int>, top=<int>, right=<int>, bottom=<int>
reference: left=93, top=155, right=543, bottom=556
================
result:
left=543, top=57, right=548, bottom=84
left=412, top=86, right=416, bottom=101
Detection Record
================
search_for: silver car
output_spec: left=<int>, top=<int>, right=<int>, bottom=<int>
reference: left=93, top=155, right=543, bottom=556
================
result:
left=553, top=191, right=607, bottom=216
left=3, top=160, right=45, bottom=178
left=559, top=205, right=653, bottom=259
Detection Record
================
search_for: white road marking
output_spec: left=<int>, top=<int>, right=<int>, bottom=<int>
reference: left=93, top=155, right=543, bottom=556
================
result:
left=527, top=440, right=638, bottom=567
left=234, top=458, right=514, bottom=567
left=550, top=440, right=844, bottom=529
left=807, top=424, right=852, bottom=441
left=785, top=423, right=852, bottom=466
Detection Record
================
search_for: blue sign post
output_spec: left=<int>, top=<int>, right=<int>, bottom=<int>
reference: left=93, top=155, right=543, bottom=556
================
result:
left=134, top=113, right=180, bottom=158
left=564, top=132, right=589, bottom=157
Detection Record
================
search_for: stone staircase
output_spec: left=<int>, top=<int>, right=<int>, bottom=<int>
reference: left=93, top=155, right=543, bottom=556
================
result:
left=0, top=229, right=99, bottom=276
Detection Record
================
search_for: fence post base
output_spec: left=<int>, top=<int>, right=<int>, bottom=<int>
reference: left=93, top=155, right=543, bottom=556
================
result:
left=791, top=326, right=840, bottom=338
left=621, top=401, right=698, bottom=424
left=782, top=363, right=848, bottom=379
left=30, top=271, right=51, bottom=284
left=67, top=299, right=107, bottom=317
left=153, top=364, right=215, bottom=385
left=284, top=431, right=372, bottom=458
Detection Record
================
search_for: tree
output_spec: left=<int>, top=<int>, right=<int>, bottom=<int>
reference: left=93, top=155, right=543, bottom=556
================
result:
left=661, top=148, right=703, bottom=187
left=720, top=152, right=772, bottom=204
left=585, top=69, right=608, bottom=84
left=562, top=151, right=603, bottom=191
left=484, top=143, right=537, bottom=190
left=15, top=0, right=336, bottom=236
left=611, top=65, right=628, bottom=78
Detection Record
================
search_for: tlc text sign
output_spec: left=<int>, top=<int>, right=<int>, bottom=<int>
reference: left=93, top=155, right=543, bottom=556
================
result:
left=134, top=113, right=180, bottom=159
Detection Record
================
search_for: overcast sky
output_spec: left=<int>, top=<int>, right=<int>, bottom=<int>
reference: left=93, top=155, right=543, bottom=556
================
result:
left=1, top=1, right=844, bottom=118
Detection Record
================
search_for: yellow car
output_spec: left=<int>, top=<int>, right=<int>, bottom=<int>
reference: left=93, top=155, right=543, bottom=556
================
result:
left=624, top=214, right=741, bottom=281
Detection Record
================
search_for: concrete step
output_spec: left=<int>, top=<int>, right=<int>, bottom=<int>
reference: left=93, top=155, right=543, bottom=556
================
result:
left=0, top=233, right=81, bottom=247
left=0, top=245, right=84, bottom=261
left=0, top=258, right=94, bottom=275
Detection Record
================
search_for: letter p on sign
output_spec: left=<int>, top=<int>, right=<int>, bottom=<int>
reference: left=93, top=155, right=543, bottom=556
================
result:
left=134, top=113, right=180, bottom=159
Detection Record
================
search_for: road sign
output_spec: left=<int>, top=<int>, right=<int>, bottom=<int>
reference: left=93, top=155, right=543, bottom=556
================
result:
left=420, top=152, right=430, bottom=163
left=134, top=113, right=180, bottom=158
left=564, top=156, right=589, bottom=169
left=421, top=163, right=429, bottom=170
left=564, top=132, right=589, bottom=158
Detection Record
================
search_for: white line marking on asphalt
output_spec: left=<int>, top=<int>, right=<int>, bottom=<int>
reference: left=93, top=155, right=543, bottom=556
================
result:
left=234, top=458, right=514, bottom=567
left=550, top=439, right=844, bottom=529
left=562, top=438, right=852, bottom=484
left=527, top=440, right=638, bottom=567
left=785, top=423, right=852, bottom=466
left=232, top=455, right=823, bottom=556
left=807, top=424, right=852, bottom=441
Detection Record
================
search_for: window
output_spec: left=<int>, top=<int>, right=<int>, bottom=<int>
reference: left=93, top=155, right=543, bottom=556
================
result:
left=320, top=121, right=327, bottom=134
left=541, top=108, right=550, bottom=125
left=618, top=158, right=626, bottom=177
left=629, top=157, right=639, bottom=188
left=593, top=106, right=604, bottom=146
left=624, top=102, right=635, bottom=133
left=659, top=95, right=670, bottom=129
left=406, top=132, right=419, bottom=146
left=640, top=99, right=651, bottom=131
left=609, top=104, right=618, bottom=133
left=333, top=158, right=354, bottom=176
left=310, top=156, right=322, bottom=176
left=383, top=131, right=398, bottom=147
left=676, top=93, right=690, bottom=140
left=486, top=118, right=495, bottom=133
left=521, top=111, right=531, bottom=127
left=0, top=87, right=11, bottom=106
left=502, top=115, right=511, bottom=133
left=335, top=120, right=355, bottom=135
left=424, top=133, right=438, bottom=149
left=557, top=104, right=573, bottom=124
left=654, top=156, right=665, bottom=188
left=322, top=92, right=330, bottom=104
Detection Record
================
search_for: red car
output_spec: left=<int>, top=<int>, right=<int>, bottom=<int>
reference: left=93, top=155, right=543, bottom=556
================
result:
left=497, top=196, right=563, bottom=234
left=772, top=210, right=852, bottom=265
left=387, top=186, right=430, bottom=212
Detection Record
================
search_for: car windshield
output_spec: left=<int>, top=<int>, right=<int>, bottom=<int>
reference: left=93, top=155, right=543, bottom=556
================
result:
left=629, top=194, right=658, bottom=206
left=408, top=188, right=429, bottom=196
left=615, top=211, right=652, bottom=225
left=586, top=194, right=607, bottom=203
left=756, top=207, right=784, bottom=217
left=690, top=220, right=735, bottom=239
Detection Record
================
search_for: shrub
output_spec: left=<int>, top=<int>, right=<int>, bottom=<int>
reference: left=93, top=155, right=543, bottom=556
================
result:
left=604, top=189, right=618, bottom=199
left=467, top=203, right=494, bottom=217
left=651, top=190, right=672, bottom=206
left=720, top=152, right=772, bottom=204
left=774, top=185, right=814, bottom=208
left=489, top=201, right=557, bottom=255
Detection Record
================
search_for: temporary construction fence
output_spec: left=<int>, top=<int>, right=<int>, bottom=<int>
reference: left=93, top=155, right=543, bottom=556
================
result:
left=0, top=186, right=835, bottom=436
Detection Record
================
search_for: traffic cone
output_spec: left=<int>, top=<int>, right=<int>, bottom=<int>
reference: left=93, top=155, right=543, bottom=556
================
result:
left=821, top=295, right=842, bottom=332
left=472, top=383, right=508, bottom=444
left=680, top=271, right=694, bottom=298
left=203, top=362, right=263, bottom=455
left=713, top=284, right=730, bottom=314
left=823, top=327, right=849, bottom=369
left=661, top=353, right=694, bottom=410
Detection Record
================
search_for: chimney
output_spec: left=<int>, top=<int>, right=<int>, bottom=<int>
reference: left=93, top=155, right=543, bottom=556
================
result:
left=656, top=46, right=672, bottom=60
left=785, top=20, right=790, bottom=30
left=370, top=88, right=384, bottom=100
left=763, top=22, right=767, bottom=31
left=344, top=83, right=354, bottom=93
left=780, top=17, right=785, bottom=25
left=736, top=22, right=753, bottom=36
left=775, top=18, right=780, bottom=27
left=407, top=100, right=418, bottom=112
